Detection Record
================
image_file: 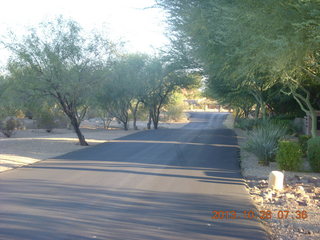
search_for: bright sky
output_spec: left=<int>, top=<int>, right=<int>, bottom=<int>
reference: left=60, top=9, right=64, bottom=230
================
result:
left=0, top=0, right=169, bottom=66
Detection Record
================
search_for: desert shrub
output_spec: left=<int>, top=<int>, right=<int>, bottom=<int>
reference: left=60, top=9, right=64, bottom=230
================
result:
left=298, top=135, right=312, bottom=156
left=235, top=118, right=260, bottom=131
left=244, top=122, right=287, bottom=165
left=276, top=141, right=302, bottom=171
left=270, top=118, right=298, bottom=135
left=164, top=104, right=186, bottom=121
left=36, top=109, right=56, bottom=132
left=0, top=117, right=21, bottom=137
left=164, top=92, right=188, bottom=122
left=307, top=137, right=320, bottom=172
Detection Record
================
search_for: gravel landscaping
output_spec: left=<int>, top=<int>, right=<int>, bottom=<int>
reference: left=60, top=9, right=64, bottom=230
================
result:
left=236, top=128, right=320, bottom=240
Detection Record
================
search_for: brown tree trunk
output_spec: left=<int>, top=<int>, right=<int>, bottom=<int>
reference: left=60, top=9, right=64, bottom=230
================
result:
left=147, top=110, right=152, bottom=129
left=71, top=117, right=88, bottom=146
left=152, top=107, right=160, bottom=130
left=132, top=101, right=140, bottom=130
left=123, top=121, right=128, bottom=131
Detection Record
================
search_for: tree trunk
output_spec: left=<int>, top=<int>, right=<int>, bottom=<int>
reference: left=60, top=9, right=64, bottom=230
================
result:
left=291, top=87, right=317, bottom=138
left=153, top=117, right=159, bottom=129
left=71, top=117, right=88, bottom=146
left=255, top=103, right=260, bottom=119
left=55, top=95, right=88, bottom=146
left=123, top=121, right=128, bottom=131
left=261, top=102, right=266, bottom=119
left=310, top=111, right=317, bottom=138
left=132, top=101, right=140, bottom=130
left=152, top=108, right=160, bottom=129
left=147, top=110, right=152, bottom=129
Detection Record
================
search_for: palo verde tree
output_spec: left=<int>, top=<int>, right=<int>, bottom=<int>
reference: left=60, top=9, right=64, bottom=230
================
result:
left=158, top=0, right=320, bottom=135
left=96, top=54, right=148, bottom=130
left=143, top=56, right=200, bottom=129
left=4, top=17, right=114, bottom=145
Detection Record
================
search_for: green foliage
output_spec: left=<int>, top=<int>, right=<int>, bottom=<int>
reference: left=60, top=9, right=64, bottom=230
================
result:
left=4, top=16, right=114, bottom=145
left=35, top=108, right=56, bottom=132
left=158, top=0, right=320, bottom=127
left=235, top=118, right=260, bottom=131
left=307, top=137, right=320, bottom=172
left=0, top=117, right=21, bottom=137
left=244, top=122, right=287, bottom=165
left=298, top=135, right=312, bottom=156
left=96, top=54, right=149, bottom=130
left=276, top=141, right=302, bottom=171
left=164, top=92, right=188, bottom=121
left=269, top=119, right=298, bottom=135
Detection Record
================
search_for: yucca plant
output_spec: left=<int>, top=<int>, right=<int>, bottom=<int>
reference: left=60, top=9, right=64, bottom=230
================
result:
left=244, top=121, right=288, bottom=165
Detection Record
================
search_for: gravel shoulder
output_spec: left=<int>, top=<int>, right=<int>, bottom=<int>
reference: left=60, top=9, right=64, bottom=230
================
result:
left=235, top=128, right=320, bottom=240
left=0, top=120, right=189, bottom=173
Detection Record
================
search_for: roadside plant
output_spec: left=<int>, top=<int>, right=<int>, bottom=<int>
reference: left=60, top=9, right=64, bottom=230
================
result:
left=276, top=141, right=302, bottom=171
left=235, top=118, right=260, bottom=131
left=307, top=137, right=320, bottom=172
left=244, top=122, right=287, bottom=165
left=0, top=117, right=21, bottom=137
left=36, top=109, right=56, bottom=133
left=298, top=135, right=312, bottom=156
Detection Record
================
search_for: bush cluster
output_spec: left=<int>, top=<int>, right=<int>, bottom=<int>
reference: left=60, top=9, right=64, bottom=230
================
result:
left=244, top=121, right=287, bottom=165
left=276, top=141, right=302, bottom=171
left=36, top=109, right=56, bottom=132
left=0, top=117, right=21, bottom=137
left=235, top=118, right=260, bottom=131
left=298, top=135, right=312, bottom=156
left=307, top=137, right=320, bottom=172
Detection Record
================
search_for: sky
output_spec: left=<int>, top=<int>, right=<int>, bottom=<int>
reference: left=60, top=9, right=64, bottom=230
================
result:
left=0, top=0, right=169, bottom=66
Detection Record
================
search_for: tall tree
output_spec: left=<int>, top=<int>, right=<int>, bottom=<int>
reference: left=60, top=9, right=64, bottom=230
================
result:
left=158, top=0, right=320, bottom=135
left=96, top=54, right=148, bottom=130
left=143, top=57, right=200, bottom=129
left=4, top=17, right=114, bottom=145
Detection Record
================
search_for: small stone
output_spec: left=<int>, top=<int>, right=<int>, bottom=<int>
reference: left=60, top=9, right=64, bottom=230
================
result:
left=263, top=192, right=273, bottom=201
left=297, top=200, right=308, bottom=206
left=307, top=230, right=313, bottom=235
left=285, top=193, right=295, bottom=199
left=296, top=186, right=305, bottom=193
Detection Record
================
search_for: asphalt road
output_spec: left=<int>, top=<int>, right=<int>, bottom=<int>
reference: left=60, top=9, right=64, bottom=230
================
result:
left=0, top=112, right=269, bottom=240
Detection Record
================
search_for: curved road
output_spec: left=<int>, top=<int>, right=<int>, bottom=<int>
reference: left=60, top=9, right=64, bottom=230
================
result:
left=0, top=112, right=269, bottom=240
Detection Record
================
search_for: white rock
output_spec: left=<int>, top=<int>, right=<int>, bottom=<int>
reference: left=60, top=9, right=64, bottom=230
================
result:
left=296, top=186, right=305, bottom=193
left=268, top=171, right=284, bottom=190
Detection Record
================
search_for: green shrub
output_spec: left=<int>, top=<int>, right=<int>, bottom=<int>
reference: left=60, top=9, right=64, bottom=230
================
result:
left=276, top=141, right=302, bottom=171
left=244, top=122, right=287, bottom=165
left=307, top=137, right=320, bottom=172
left=164, top=104, right=186, bottom=121
left=298, top=135, right=312, bottom=156
left=235, top=118, right=260, bottom=130
left=270, top=119, right=298, bottom=135
left=36, top=110, right=56, bottom=132
left=0, top=117, right=21, bottom=137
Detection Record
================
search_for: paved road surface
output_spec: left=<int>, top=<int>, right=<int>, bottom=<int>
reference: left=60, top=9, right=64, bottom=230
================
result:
left=0, top=112, right=269, bottom=240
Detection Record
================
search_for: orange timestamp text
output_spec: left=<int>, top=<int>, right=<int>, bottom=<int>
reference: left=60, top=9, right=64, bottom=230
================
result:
left=211, top=210, right=308, bottom=220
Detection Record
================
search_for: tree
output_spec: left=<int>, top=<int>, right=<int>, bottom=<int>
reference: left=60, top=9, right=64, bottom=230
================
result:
left=143, top=56, right=200, bottom=129
left=158, top=0, right=320, bottom=135
left=96, top=54, right=148, bottom=130
left=4, top=17, right=114, bottom=145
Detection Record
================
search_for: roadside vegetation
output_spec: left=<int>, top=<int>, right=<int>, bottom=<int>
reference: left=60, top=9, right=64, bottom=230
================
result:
left=0, top=16, right=201, bottom=145
left=157, top=0, right=320, bottom=173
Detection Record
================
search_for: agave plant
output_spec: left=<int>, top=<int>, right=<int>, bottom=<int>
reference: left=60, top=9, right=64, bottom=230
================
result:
left=244, top=121, right=288, bottom=165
